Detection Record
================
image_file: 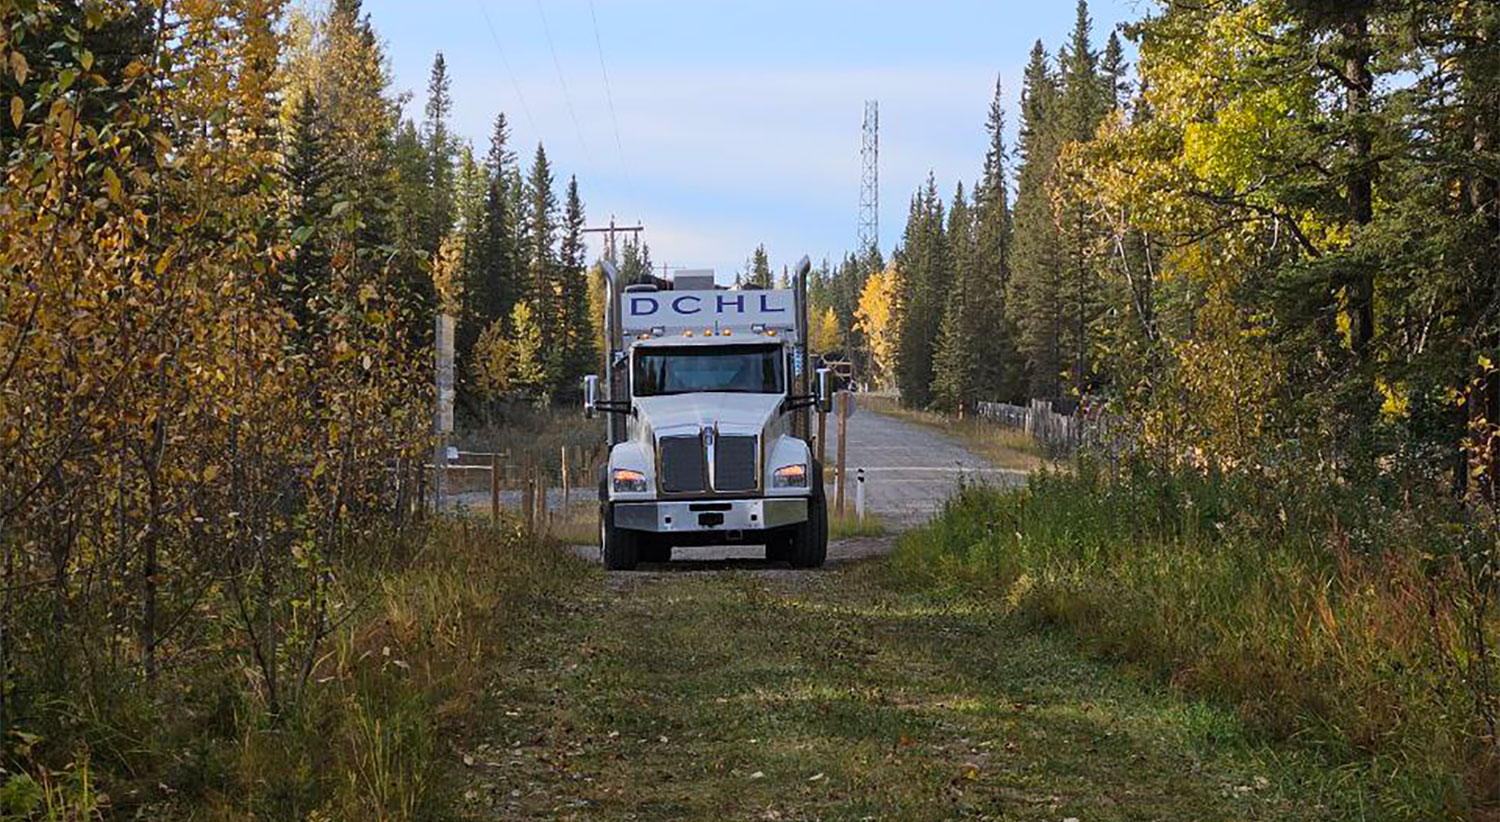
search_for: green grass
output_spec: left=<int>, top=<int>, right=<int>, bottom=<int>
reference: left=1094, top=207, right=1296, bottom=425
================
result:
left=889, top=460, right=1494, bottom=819
left=452, top=558, right=1367, bottom=820
left=829, top=509, right=887, bottom=539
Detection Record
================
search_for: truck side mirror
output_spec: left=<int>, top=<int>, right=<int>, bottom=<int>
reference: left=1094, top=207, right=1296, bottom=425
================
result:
left=583, top=374, right=599, bottom=419
left=815, top=368, right=832, bottom=414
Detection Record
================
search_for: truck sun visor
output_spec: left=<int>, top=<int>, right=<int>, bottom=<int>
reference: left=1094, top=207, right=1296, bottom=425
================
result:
left=622, top=290, right=797, bottom=336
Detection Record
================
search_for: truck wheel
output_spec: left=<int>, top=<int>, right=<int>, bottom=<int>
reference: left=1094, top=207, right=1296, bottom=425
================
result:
left=790, top=462, right=828, bottom=569
left=600, top=503, right=639, bottom=571
left=640, top=538, right=671, bottom=564
left=765, top=534, right=791, bottom=563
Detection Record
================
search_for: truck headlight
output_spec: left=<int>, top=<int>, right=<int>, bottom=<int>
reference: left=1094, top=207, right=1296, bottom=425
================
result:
left=773, top=464, right=808, bottom=489
left=612, top=468, right=648, bottom=493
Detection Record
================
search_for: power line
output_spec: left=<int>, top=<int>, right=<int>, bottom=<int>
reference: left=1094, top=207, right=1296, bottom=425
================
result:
left=588, top=0, right=633, bottom=196
left=474, top=0, right=538, bottom=137
left=534, top=0, right=592, bottom=163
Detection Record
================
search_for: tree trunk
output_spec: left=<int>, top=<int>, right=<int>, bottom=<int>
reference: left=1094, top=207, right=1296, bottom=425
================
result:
left=1343, top=16, right=1376, bottom=361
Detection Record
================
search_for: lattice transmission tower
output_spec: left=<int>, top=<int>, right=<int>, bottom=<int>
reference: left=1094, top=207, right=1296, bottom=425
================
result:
left=858, top=100, right=879, bottom=256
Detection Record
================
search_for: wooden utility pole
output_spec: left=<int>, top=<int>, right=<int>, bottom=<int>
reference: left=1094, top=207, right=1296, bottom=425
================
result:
left=581, top=216, right=644, bottom=265
left=433, top=314, right=455, bottom=512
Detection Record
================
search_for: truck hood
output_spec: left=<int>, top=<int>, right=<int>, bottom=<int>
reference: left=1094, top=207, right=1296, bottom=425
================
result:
left=634, top=393, right=784, bottom=438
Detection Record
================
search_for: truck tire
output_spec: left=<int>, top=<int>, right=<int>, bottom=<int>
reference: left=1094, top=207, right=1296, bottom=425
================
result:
left=765, top=535, right=791, bottom=564
left=640, top=538, right=671, bottom=564
left=789, top=461, right=828, bottom=569
left=600, top=503, right=639, bottom=571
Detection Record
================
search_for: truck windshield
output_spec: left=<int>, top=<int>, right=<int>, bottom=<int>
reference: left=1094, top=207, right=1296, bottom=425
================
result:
left=633, top=344, right=785, bottom=396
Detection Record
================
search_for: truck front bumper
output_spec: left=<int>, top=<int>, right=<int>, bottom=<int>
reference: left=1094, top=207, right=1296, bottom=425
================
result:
left=613, top=498, right=808, bottom=533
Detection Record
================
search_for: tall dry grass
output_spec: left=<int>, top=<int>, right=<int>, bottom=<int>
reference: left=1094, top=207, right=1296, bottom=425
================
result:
left=892, top=460, right=1500, bottom=818
left=3, top=518, right=589, bottom=820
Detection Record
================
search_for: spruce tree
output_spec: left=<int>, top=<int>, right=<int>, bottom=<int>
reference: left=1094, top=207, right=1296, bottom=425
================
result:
left=974, top=76, right=1022, bottom=403
left=319, top=0, right=430, bottom=346
left=1056, top=0, right=1106, bottom=399
left=894, top=176, right=949, bottom=407
left=743, top=245, right=773, bottom=288
left=1100, top=31, right=1128, bottom=112
left=283, top=91, right=335, bottom=346
left=933, top=183, right=979, bottom=414
left=556, top=177, right=597, bottom=396
left=422, top=52, right=457, bottom=258
left=524, top=143, right=561, bottom=381
left=463, top=113, right=520, bottom=384
left=621, top=235, right=654, bottom=283
left=1009, top=40, right=1064, bottom=399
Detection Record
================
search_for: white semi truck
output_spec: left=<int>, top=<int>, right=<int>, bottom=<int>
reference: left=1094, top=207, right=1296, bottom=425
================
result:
left=583, top=258, right=831, bottom=570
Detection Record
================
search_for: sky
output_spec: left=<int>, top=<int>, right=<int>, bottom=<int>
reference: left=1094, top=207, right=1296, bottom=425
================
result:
left=360, top=0, right=1152, bottom=282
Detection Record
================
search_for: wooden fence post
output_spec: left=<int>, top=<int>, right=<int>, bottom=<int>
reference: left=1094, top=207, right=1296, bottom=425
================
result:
left=490, top=452, right=501, bottom=523
left=835, top=391, right=848, bottom=517
left=523, top=456, right=536, bottom=534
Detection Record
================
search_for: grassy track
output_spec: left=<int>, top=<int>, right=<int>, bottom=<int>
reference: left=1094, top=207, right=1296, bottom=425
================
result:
left=454, top=548, right=1347, bottom=821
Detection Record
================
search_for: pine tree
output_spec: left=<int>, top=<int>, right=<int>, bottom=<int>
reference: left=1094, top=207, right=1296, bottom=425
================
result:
left=480, top=114, right=521, bottom=323
left=974, top=76, right=1022, bottom=403
left=460, top=113, right=521, bottom=399
left=933, top=183, right=979, bottom=414
left=621, top=235, right=654, bottom=283
left=894, top=175, right=949, bottom=407
left=524, top=143, right=561, bottom=379
left=556, top=177, right=597, bottom=396
left=1100, top=31, right=1128, bottom=112
left=1009, top=40, right=1064, bottom=399
left=743, top=245, right=773, bottom=288
left=317, top=0, right=430, bottom=345
left=1055, top=0, right=1107, bottom=398
left=283, top=91, right=334, bottom=346
left=422, top=52, right=457, bottom=257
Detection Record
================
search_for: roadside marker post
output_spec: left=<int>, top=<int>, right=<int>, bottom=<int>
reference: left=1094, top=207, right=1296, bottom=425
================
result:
left=855, top=468, right=866, bottom=522
left=817, top=402, right=828, bottom=484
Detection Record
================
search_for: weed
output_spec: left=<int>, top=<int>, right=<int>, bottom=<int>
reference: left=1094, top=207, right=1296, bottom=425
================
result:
left=5, top=518, right=590, bottom=821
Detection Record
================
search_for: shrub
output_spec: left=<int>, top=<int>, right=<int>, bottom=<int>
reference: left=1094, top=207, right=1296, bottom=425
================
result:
left=893, top=458, right=1498, bottom=817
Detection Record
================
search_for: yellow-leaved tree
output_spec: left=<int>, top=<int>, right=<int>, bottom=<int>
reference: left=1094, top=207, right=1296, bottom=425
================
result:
left=855, top=266, right=897, bottom=388
left=811, top=307, right=843, bottom=355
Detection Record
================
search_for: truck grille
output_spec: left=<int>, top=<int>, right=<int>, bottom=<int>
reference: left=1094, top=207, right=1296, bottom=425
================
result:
left=659, top=435, right=706, bottom=493
left=714, top=435, right=758, bottom=492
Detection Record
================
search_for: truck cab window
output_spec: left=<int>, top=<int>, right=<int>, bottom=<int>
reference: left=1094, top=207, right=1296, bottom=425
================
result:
left=633, top=344, right=785, bottom=396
